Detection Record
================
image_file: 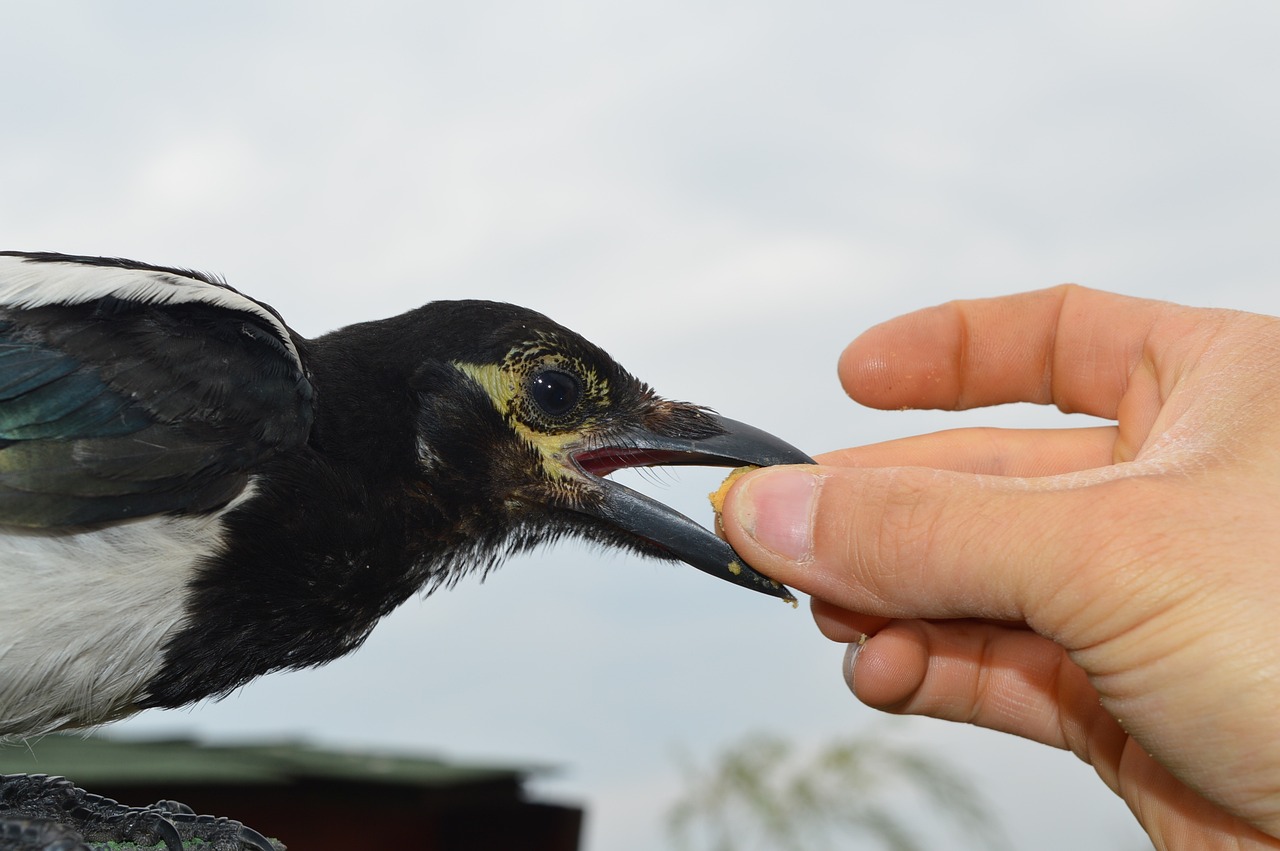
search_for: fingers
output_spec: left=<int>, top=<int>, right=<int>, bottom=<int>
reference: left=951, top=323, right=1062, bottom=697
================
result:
left=839, top=285, right=1197, bottom=419
left=810, top=597, right=891, bottom=642
left=810, top=598, right=1020, bottom=644
left=815, top=425, right=1119, bottom=477
left=845, top=618, right=1115, bottom=756
left=727, top=465, right=1044, bottom=616
left=838, top=616, right=1280, bottom=849
left=723, top=463, right=1102, bottom=625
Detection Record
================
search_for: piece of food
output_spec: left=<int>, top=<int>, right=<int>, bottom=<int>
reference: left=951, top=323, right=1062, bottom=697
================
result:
left=709, top=465, right=758, bottom=524
left=709, top=465, right=798, bottom=607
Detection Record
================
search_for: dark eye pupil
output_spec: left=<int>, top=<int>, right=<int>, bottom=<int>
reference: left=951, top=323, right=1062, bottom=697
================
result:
left=530, top=370, right=580, bottom=417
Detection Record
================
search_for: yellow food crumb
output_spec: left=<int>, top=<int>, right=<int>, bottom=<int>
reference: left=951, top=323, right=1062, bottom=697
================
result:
left=708, top=465, right=758, bottom=518
left=711, top=466, right=797, bottom=607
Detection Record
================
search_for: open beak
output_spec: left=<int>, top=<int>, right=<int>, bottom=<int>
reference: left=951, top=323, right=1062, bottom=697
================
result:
left=568, top=414, right=814, bottom=604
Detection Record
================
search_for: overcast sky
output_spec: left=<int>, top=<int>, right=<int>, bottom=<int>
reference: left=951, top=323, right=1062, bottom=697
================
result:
left=3, top=2, right=1279, bottom=849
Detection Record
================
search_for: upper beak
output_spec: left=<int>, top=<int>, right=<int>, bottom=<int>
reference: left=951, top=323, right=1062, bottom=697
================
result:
left=567, top=413, right=814, bottom=603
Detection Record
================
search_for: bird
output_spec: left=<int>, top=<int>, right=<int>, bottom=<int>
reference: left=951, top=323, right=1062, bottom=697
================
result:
left=0, top=251, right=810, bottom=849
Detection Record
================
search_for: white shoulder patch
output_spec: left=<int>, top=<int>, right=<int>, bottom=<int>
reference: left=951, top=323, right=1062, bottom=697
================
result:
left=0, top=254, right=300, bottom=365
left=0, top=486, right=254, bottom=736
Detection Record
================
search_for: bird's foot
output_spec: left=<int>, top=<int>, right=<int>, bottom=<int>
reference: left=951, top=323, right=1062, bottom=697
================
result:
left=1, top=815, right=90, bottom=851
left=0, top=773, right=281, bottom=850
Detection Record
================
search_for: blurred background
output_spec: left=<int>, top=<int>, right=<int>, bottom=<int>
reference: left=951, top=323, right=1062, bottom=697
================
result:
left=3, top=2, right=1278, bottom=848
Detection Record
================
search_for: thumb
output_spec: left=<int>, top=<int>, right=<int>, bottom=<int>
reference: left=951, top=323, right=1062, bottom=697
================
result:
left=722, top=464, right=1101, bottom=627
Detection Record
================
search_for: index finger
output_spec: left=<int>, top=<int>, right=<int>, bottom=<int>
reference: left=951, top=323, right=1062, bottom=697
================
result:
left=840, top=285, right=1199, bottom=419
left=815, top=425, right=1118, bottom=477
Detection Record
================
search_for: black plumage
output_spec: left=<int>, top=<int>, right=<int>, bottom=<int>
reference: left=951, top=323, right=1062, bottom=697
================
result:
left=0, top=251, right=809, bottom=739
left=0, top=251, right=815, bottom=850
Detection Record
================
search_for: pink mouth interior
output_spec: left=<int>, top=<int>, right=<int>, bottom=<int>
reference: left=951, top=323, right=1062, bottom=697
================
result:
left=572, top=447, right=706, bottom=477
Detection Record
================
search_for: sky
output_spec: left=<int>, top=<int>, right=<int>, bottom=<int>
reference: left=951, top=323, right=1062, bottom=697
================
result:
left=2, top=2, right=1279, bottom=849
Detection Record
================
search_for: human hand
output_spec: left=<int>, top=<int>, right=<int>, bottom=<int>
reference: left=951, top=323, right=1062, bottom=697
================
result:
left=721, top=285, right=1280, bottom=849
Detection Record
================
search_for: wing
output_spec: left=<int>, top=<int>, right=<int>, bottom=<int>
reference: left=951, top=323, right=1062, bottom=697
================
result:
left=0, top=252, right=314, bottom=527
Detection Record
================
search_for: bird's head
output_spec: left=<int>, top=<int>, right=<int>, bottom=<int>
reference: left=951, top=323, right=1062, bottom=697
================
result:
left=322, top=300, right=811, bottom=603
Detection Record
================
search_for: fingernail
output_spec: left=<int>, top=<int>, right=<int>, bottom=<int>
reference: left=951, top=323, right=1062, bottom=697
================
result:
left=734, top=467, right=820, bottom=561
left=843, top=636, right=868, bottom=694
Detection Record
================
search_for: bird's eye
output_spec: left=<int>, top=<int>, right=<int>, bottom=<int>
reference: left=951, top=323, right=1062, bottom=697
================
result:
left=529, top=369, right=581, bottom=418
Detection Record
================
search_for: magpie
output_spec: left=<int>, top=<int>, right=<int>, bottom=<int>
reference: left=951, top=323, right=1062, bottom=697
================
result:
left=0, top=252, right=808, bottom=765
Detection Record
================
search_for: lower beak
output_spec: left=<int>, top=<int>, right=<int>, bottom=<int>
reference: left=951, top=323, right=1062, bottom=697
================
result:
left=568, top=414, right=814, bottom=603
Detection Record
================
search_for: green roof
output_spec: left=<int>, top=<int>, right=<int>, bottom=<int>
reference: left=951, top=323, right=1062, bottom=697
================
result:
left=0, top=734, right=544, bottom=788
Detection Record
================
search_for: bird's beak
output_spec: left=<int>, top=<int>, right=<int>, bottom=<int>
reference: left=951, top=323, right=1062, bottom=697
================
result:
left=569, top=414, right=814, bottom=603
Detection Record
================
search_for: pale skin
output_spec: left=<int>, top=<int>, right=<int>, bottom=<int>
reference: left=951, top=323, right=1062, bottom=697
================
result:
left=721, top=285, right=1280, bottom=850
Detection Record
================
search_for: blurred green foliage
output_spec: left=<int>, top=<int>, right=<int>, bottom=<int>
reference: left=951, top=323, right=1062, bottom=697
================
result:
left=668, top=725, right=1012, bottom=851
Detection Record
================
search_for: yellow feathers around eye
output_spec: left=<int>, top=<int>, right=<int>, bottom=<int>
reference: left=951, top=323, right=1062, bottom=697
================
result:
left=450, top=358, right=584, bottom=482
left=452, top=361, right=519, bottom=411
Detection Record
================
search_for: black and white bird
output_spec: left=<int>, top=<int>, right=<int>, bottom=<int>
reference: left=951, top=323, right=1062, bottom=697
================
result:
left=0, top=251, right=809, bottom=742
